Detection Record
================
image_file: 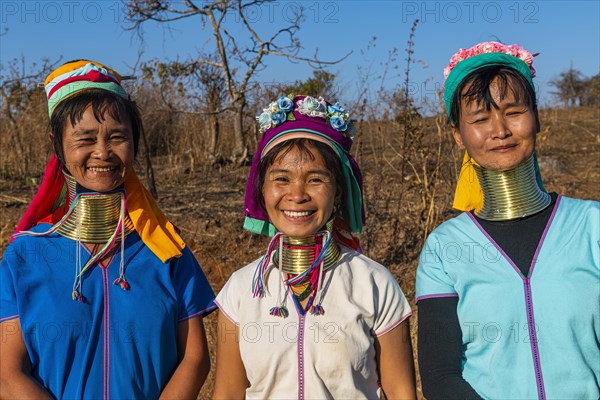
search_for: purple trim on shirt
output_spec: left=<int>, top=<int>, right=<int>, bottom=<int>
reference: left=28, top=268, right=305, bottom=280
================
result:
left=529, top=195, right=561, bottom=277
left=102, top=267, right=110, bottom=400
left=466, top=195, right=561, bottom=280
left=214, top=300, right=239, bottom=326
left=374, top=311, right=413, bottom=337
left=178, top=304, right=218, bottom=322
left=415, top=293, right=458, bottom=303
left=466, top=212, right=523, bottom=278
left=523, top=196, right=560, bottom=400
left=524, top=280, right=546, bottom=400
left=297, top=314, right=306, bottom=400
left=0, top=314, right=19, bottom=322
left=467, top=196, right=561, bottom=400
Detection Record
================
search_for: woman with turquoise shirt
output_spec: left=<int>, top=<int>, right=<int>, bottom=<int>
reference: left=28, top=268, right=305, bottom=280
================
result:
left=416, top=41, right=599, bottom=399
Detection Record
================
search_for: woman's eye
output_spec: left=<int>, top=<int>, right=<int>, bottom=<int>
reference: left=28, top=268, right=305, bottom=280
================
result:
left=507, top=109, right=525, bottom=116
left=273, top=176, right=288, bottom=182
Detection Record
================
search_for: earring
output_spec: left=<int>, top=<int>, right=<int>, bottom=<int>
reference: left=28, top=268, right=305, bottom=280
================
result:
left=333, top=204, right=340, bottom=215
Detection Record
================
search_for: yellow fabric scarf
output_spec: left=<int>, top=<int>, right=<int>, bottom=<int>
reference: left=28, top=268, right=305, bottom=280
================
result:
left=452, top=152, right=484, bottom=212
left=125, top=171, right=185, bottom=262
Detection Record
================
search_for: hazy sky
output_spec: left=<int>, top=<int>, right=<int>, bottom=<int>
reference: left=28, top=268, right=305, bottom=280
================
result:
left=1, top=0, right=598, bottom=109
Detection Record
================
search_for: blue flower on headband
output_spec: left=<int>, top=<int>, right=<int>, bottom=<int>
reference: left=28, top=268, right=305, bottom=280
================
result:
left=326, top=101, right=350, bottom=132
left=271, top=111, right=287, bottom=125
left=257, top=96, right=295, bottom=133
left=328, top=102, right=346, bottom=115
left=329, top=115, right=347, bottom=131
left=276, top=96, right=294, bottom=112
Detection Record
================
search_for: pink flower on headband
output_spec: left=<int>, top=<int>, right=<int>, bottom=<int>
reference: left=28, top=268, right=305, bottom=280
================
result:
left=443, top=41, right=536, bottom=82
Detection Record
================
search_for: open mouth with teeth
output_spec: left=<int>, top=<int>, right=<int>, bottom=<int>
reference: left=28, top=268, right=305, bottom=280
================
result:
left=88, top=166, right=118, bottom=172
left=283, top=210, right=315, bottom=218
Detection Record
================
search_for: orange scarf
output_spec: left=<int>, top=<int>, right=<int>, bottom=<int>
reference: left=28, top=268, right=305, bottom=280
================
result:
left=15, top=155, right=184, bottom=262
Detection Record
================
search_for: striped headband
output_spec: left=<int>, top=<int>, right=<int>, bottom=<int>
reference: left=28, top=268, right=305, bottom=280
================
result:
left=44, top=60, right=129, bottom=116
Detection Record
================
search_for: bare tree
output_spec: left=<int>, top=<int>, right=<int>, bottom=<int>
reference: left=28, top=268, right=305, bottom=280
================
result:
left=194, top=60, right=227, bottom=161
left=141, top=56, right=226, bottom=163
left=127, top=0, right=350, bottom=164
left=0, top=57, right=60, bottom=175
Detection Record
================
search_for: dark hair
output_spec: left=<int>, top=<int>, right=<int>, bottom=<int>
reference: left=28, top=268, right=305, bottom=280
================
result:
left=450, top=65, right=538, bottom=128
left=256, top=138, right=346, bottom=213
left=49, top=89, right=143, bottom=164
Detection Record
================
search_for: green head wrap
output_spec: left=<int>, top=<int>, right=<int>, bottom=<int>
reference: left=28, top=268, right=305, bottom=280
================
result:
left=442, top=42, right=536, bottom=124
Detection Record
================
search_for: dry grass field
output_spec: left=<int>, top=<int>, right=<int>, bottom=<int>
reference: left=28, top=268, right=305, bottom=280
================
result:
left=0, top=106, right=598, bottom=399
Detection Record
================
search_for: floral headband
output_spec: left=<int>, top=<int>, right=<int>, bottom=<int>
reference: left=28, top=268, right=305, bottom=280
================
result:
left=244, top=95, right=364, bottom=241
left=442, top=41, right=537, bottom=123
left=257, top=95, right=355, bottom=139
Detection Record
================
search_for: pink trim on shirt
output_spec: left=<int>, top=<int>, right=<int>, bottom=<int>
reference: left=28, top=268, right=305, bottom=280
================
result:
left=297, top=314, right=306, bottom=400
left=214, top=299, right=240, bottom=326
left=102, top=267, right=110, bottom=400
left=178, top=304, right=218, bottom=322
left=415, top=293, right=459, bottom=303
left=374, top=311, right=413, bottom=337
left=0, top=314, right=19, bottom=322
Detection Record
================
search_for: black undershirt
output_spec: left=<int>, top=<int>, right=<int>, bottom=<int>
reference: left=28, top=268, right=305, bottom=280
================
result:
left=418, top=193, right=558, bottom=399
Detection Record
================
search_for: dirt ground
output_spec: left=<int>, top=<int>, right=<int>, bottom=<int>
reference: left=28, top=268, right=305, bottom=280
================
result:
left=0, top=107, right=598, bottom=399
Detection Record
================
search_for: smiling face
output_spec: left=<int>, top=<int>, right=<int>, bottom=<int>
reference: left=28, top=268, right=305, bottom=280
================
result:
left=452, top=76, right=539, bottom=171
left=262, top=143, right=338, bottom=238
left=59, top=105, right=134, bottom=192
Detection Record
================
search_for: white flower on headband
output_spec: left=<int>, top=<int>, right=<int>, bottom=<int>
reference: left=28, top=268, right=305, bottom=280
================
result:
left=296, top=96, right=328, bottom=119
left=256, top=111, right=273, bottom=133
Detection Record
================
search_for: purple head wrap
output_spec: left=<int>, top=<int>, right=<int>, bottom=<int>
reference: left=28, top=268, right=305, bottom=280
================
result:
left=243, top=95, right=364, bottom=248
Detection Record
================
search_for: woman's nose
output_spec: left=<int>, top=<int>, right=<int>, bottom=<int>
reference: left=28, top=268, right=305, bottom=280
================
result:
left=92, top=140, right=111, bottom=159
left=287, top=181, right=310, bottom=202
left=490, top=115, right=512, bottom=139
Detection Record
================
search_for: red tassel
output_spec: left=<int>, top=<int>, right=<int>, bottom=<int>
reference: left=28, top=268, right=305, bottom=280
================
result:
left=71, top=290, right=83, bottom=302
left=113, top=277, right=129, bottom=290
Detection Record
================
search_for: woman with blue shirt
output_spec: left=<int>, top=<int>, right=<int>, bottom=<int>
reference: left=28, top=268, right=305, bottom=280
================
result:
left=416, top=41, right=599, bottom=399
left=0, top=60, right=216, bottom=399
